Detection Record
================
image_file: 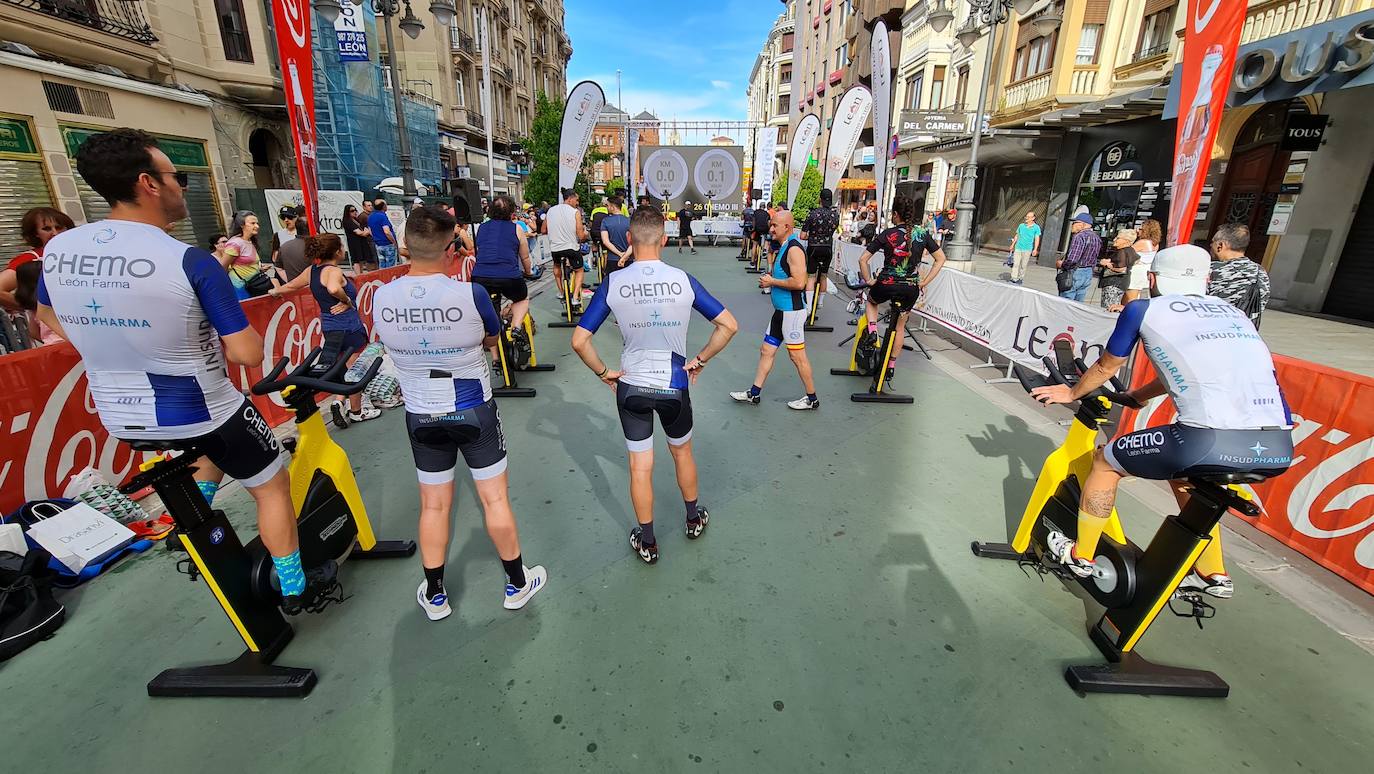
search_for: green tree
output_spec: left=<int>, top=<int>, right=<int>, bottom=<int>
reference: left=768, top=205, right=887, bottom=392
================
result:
left=603, top=176, right=626, bottom=199
left=523, top=92, right=562, bottom=206
left=573, top=148, right=612, bottom=214
left=785, top=163, right=823, bottom=223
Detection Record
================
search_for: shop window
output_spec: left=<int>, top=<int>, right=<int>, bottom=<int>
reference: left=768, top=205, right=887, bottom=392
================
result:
left=1076, top=24, right=1102, bottom=65
left=215, top=0, right=254, bottom=63
left=1136, top=3, right=1176, bottom=61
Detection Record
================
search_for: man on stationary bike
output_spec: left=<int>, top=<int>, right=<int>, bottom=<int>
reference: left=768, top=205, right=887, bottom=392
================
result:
left=35, top=129, right=328, bottom=614
left=858, top=195, right=947, bottom=386
left=470, top=195, right=535, bottom=368
left=571, top=207, right=738, bottom=564
left=372, top=205, right=548, bottom=620
left=542, top=188, right=588, bottom=314
left=1031, top=244, right=1293, bottom=598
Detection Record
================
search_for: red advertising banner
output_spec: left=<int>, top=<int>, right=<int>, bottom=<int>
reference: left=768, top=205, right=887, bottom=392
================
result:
left=1167, top=0, right=1246, bottom=246
left=1118, top=354, right=1374, bottom=597
left=0, top=266, right=408, bottom=515
left=271, top=0, right=322, bottom=234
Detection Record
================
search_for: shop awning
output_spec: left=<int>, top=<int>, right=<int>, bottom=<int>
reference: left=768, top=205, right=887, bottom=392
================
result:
left=837, top=178, right=876, bottom=190
left=903, top=128, right=1058, bottom=167
left=1023, top=85, right=1169, bottom=128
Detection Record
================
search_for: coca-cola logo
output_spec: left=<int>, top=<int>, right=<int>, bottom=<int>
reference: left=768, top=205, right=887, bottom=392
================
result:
left=277, top=0, right=309, bottom=48
left=1193, top=0, right=1222, bottom=33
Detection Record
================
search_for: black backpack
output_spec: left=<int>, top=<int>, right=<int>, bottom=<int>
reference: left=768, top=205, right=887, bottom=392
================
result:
left=1, top=548, right=66, bottom=662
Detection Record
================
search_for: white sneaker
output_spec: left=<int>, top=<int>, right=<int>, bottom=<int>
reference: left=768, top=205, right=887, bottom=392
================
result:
left=1177, top=571, right=1234, bottom=599
left=348, top=406, right=382, bottom=423
left=416, top=581, right=451, bottom=621
left=729, top=390, right=760, bottom=404
left=787, top=396, right=820, bottom=410
left=504, top=564, right=547, bottom=610
left=1045, top=530, right=1095, bottom=578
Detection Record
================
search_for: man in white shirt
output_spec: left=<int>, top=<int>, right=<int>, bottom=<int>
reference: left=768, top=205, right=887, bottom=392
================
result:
left=541, top=188, right=588, bottom=314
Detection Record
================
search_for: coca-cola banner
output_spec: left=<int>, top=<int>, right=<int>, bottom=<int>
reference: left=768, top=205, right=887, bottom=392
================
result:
left=786, top=114, right=821, bottom=209
left=824, top=86, right=873, bottom=193
left=0, top=266, right=408, bottom=514
left=558, top=80, right=606, bottom=191
left=1167, top=0, right=1245, bottom=246
left=271, top=0, right=322, bottom=233
left=1118, top=355, right=1374, bottom=597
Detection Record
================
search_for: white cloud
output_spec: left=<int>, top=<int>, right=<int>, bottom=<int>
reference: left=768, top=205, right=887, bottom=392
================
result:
left=711, top=80, right=732, bottom=90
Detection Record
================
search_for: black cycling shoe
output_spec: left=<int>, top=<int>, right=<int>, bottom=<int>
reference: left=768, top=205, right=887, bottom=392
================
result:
left=685, top=507, right=710, bottom=540
left=629, top=527, right=659, bottom=565
left=280, top=560, right=345, bottom=616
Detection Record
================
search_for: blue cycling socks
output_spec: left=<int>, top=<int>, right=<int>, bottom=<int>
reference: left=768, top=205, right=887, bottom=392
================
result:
left=747, top=385, right=761, bottom=398
left=685, top=499, right=699, bottom=523
left=272, top=550, right=306, bottom=597
left=195, top=479, right=218, bottom=505
left=807, top=393, right=818, bottom=403
left=639, top=520, right=656, bottom=546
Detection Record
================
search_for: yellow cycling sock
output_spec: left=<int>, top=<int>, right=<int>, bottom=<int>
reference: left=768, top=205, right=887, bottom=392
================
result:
left=1194, top=525, right=1227, bottom=577
left=1076, top=510, right=1110, bottom=561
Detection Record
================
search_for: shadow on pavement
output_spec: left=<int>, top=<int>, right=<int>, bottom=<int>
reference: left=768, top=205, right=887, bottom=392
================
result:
left=964, top=415, right=1055, bottom=538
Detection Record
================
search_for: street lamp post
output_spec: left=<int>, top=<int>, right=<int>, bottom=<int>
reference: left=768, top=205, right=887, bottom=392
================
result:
left=926, top=0, right=1057, bottom=272
left=315, top=0, right=456, bottom=199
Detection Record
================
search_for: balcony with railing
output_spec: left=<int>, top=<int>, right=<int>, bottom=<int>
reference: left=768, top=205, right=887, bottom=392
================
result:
left=1000, top=71, right=1052, bottom=113
left=1070, top=65, right=1099, bottom=97
left=1240, top=0, right=1338, bottom=45
left=451, top=27, right=477, bottom=58
left=3, top=0, right=156, bottom=44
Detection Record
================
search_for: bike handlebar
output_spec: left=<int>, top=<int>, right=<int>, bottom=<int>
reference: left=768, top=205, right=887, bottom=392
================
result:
left=1015, top=354, right=1141, bottom=410
left=251, top=346, right=381, bottom=398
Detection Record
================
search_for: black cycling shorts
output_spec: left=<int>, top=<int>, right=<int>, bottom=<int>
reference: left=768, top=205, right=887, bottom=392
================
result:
left=405, top=399, right=508, bottom=483
left=321, top=327, right=368, bottom=368
left=679, top=223, right=693, bottom=238
left=869, top=282, right=920, bottom=310
left=1104, top=424, right=1293, bottom=481
left=616, top=382, right=693, bottom=453
left=122, top=398, right=283, bottom=489
left=806, top=244, right=833, bottom=275
left=471, top=275, right=528, bottom=303
left=551, top=249, right=583, bottom=271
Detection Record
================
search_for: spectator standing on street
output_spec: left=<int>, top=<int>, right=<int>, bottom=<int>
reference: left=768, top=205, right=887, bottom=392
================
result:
left=1058, top=212, right=1102, bottom=303
left=269, top=205, right=299, bottom=268
left=1208, top=223, right=1270, bottom=325
left=342, top=204, right=376, bottom=271
left=677, top=200, right=697, bottom=254
left=2, top=206, right=74, bottom=313
left=1117, top=218, right=1161, bottom=309
left=1009, top=210, right=1041, bottom=285
left=274, top=216, right=312, bottom=282
left=1098, top=228, right=1139, bottom=310
left=223, top=211, right=266, bottom=300
left=368, top=199, right=399, bottom=268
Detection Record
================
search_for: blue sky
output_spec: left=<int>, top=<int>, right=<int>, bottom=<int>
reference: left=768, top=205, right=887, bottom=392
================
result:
left=563, top=0, right=783, bottom=142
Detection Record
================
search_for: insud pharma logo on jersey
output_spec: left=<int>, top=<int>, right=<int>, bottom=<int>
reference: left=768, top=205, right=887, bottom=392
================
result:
left=58, top=298, right=151, bottom=329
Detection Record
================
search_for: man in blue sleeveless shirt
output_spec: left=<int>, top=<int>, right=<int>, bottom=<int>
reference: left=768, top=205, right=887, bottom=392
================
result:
left=730, top=210, right=820, bottom=410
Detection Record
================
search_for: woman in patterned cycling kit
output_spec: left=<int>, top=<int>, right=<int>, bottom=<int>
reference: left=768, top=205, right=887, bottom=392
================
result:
left=271, top=232, right=381, bottom=426
left=858, top=195, right=947, bottom=384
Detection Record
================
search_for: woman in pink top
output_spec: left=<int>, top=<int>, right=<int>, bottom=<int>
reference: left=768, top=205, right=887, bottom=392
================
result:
left=223, top=210, right=265, bottom=300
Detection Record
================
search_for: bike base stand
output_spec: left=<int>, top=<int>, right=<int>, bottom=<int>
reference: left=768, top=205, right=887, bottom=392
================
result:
left=523, top=364, right=556, bottom=372
left=493, top=386, right=537, bottom=398
left=969, top=541, right=1026, bottom=561
left=350, top=540, right=417, bottom=560
left=148, top=650, right=316, bottom=698
left=850, top=391, right=914, bottom=405
left=804, top=324, right=834, bottom=333
left=830, top=367, right=865, bottom=376
left=1065, top=654, right=1229, bottom=698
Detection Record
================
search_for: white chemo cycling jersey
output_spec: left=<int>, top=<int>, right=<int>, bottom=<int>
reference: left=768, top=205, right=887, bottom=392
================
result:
left=37, top=220, right=250, bottom=440
left=1106, top=295, right=1290, bottom=430
left=577, top=260, right=725, bottom=389
left=545, top=202, right=580, bottom=252
left=371, top=274, right=500, bottom=414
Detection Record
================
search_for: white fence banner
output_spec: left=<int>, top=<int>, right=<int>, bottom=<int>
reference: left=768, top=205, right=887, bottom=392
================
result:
left=664, top=218, right=744, bottom=238
left=914, top=268, right=1119, bottom=372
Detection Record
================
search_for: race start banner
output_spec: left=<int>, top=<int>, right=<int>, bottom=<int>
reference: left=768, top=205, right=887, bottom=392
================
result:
left=1167, top=0, right=1245, bottom=246
left=559, top=80, right=605, bottom=191
left=271, top=0, right=321, bottom=234
left=754, top=127, right=779, bottom=204
left=824, top=86, right=873, bottom=193
left=870, top=20, right=894, bottom=217
left=787, top=114, right=821, bottom=208
left=640, top=145, right=745, bottom=215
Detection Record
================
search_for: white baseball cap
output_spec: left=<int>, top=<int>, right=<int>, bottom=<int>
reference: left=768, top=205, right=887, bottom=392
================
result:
left=1150, top=244, right=1210, bottom=296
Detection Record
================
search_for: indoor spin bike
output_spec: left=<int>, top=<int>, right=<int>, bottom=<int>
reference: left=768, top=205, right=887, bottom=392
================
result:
left=848, top=294, right=918, bottom=405
left=489, top=278, right=555, bottom=398
left=120, top=347, right=415, bottom=698
left=970, top=341, right=1271, bottom=698
left=548, top=247, right=585, bottom=329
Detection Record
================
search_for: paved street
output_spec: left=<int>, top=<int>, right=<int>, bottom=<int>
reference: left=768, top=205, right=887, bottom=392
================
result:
left=4, top=248, right=1371, bottom=773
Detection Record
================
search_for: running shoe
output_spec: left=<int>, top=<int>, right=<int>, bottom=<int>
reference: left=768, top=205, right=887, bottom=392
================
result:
left=329, top=401, right=350, bottom=429
left=281, top=560, right=342, bottom=616
left=691, top=249, right=698, bottom=254
left=729, top=390, right=761, bottom=404
left=1177, top=571, right=1234, bottom=599
left=685, top=506, right=710, bottom=540
left=504, top=564, right=548, bottom=610
left=417, top=581, right=451, bottom=621
left=787, top=396, right=820, bottom=410
left=629, top=527, right=659, bottom=565
left=1045, top=531, right=1095, bottom=579
left=348, top=405, right=382, bottom=423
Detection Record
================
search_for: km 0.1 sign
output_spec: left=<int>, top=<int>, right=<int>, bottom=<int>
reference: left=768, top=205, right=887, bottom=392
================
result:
left=898, top=110, right=991, bottom=141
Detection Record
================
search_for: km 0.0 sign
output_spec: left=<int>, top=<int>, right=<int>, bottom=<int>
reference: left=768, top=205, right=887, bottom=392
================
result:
left=898, top=110, right=989, bottom=139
